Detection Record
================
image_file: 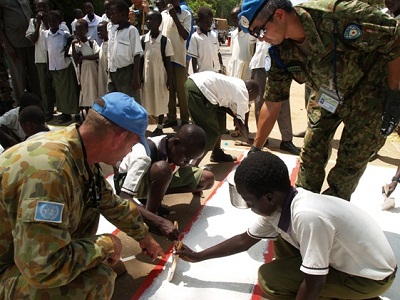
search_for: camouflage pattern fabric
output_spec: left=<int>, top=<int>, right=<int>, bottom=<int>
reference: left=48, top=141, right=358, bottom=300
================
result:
left=0, top=125, right=148, bottom=298
left=264, top=0, right=400, bottom=200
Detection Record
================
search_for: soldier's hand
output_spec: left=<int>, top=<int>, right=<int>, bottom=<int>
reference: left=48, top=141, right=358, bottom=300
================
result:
left=131, top=77, right=140, bottom=91
left=36, top=11, right=45, bottom=23
left=106, top=234, right=123, bottom=266
left=139, top=234, right=165, bottom=260
left=381, top=89, right=400, bottom=137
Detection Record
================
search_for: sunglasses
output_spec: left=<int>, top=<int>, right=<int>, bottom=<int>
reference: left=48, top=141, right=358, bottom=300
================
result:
left=249, top=9, right=276, bottom=38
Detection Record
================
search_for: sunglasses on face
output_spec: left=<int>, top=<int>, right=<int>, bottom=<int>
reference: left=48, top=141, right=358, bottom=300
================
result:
left=249, top=9, right=276, bottom=38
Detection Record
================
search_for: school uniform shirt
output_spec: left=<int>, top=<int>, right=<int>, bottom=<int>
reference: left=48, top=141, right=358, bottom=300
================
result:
left=0, top=107, right=25, bottom=141
left=160, top=7, right=191, bottom=67
left=227, top=28, right=256, bottom=80
left=119, top=135, right=179, bottom=196
left=83, top=14, right=103, bottom=46
left=75, top=40, right=100, bottom=107
left=249, top=40, right=270, bottom=71
left=44, top=28, right=72, bottom=71
left=98, top=40, right=109, bottom=97
left=71, top=19, right=78, bottom=33
left=108, top=24, right=143, bottom=72
left=187, top=28, right=220, bottom=72
left=188, top=71, right=249, bottom=122
left=141, top=33, right=174, bottom=116
left=248, top=188, right=396, bottom=280
left=26, top=20, right=70, bottom=64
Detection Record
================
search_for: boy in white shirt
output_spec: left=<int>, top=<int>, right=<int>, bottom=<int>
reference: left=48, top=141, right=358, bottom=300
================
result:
left=188, top=6, right=224, bottom=73
left=177, top=151, right=397, bottom=300
left=107, top=0, right=142, bottom=103
left=44, top=10, right=79, bottom=124
left=160, top=0, right=191, bottom=128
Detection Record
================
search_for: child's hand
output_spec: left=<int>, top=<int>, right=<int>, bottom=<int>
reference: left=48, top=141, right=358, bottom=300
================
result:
left=131, top=77, right=140, bottom=91
left=166, top=78, right=172, bottom=90
left=36, top=11, right=45, bottom=23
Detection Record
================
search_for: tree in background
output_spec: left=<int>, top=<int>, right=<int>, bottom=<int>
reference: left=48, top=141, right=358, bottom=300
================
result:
left=187, top=0, right=238, bottom=22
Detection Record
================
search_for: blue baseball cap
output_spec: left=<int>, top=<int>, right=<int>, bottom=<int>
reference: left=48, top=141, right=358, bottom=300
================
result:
left=93, top=92, right=150, bottom=155
left=239, top=0, right=290, bottom=34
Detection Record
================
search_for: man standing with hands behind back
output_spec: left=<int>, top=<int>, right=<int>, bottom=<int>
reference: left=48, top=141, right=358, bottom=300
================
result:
left=242, top=0, right=400, bottom=200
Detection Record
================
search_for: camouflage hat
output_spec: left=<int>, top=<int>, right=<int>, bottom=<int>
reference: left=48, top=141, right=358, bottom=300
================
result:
left=93, top=92, right=150, bottom=155
left=239, top=0, right=290, bottom=34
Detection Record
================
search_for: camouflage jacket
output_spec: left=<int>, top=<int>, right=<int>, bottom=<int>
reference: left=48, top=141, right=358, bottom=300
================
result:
left=0, top=125, right=147, bottom=288
left=266, top=0, right=400, bottom=102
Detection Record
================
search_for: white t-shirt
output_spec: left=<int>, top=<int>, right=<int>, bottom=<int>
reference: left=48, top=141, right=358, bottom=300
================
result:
left=108, top=25, right=143, bottom=72
left=248, top=188, right=396, bottom=280
left=188, top=71, right=249, bottom=121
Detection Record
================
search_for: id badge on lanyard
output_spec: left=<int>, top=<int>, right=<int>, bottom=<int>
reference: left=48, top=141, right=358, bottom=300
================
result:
left=315, top=85, right=340, bottom=113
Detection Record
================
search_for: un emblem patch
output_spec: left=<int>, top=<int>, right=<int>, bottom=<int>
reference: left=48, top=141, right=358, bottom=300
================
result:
left=240, top=16, right=250, bottom=29
left=34, top=201, right=64, bottom=223
left=344, top=23, right=363, bottom=40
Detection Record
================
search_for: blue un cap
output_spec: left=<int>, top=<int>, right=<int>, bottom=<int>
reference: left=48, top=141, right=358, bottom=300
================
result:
left=93, top=92, right=150, bottom=155
left=239, top=0, right=291, bottom=34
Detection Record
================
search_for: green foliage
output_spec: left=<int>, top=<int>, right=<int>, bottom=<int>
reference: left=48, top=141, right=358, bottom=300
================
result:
left=187, top=0, right=239, bottom=23
left=47, top=0, right=124, bottom=25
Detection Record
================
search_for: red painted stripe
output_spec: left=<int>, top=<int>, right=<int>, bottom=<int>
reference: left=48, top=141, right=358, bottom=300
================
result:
left=250, top=158, right=300, bottom=300
left=131, top=154, right=245, bottom=300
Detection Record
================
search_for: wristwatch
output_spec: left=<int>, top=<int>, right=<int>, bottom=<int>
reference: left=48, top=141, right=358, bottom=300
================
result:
left=391, top=176, right=400, bottom=183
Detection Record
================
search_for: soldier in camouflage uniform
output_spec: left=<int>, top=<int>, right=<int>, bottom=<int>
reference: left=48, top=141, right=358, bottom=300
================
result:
left=0, top=92, right=165, bottom=299
left=240, top=0, right=400, bottom=200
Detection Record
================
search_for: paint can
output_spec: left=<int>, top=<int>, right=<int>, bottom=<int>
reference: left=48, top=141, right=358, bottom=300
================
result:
left=227, top=170, right=248, bottom=209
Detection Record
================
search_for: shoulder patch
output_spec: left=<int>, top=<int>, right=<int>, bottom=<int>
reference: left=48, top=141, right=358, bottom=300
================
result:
left=34, top=201, right=64, bottom=223
left=343, top=23, right=363, bottom=40
left=240, top=16, right=250, bottom=29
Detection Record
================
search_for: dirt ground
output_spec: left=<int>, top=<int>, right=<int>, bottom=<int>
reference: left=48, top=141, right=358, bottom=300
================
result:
left=110, top=44, right=400, bottom=299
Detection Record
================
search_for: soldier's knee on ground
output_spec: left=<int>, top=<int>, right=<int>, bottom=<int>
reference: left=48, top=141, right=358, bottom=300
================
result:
left=29, top=263, right=116, bottom=300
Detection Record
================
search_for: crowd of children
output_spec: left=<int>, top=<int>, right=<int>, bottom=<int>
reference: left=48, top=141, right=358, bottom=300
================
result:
left=16, top=0, right=271, bottom=140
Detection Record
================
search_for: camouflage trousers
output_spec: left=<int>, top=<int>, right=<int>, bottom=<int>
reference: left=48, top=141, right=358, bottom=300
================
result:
left=295, top=69, right=386, bottom=200
left=0, top=262, right=116, bottom=299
